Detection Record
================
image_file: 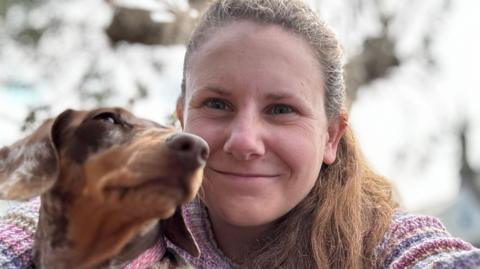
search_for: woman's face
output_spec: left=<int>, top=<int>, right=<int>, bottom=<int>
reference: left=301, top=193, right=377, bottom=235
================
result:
left=178, top=21, right=344, bottom=229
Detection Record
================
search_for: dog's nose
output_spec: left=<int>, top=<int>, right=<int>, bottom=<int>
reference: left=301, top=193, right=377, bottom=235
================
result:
left=166, top=133, right=209, bottom=164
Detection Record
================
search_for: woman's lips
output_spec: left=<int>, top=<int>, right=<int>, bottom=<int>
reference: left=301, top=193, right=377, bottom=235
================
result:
left=209, top=167, right=279, bottom=179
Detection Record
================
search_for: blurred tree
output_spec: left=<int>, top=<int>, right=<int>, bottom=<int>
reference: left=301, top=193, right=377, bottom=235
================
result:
left=459, top=123, right=480, bottom=204
left=337, top=0, right=451, bottom=107
left=105, top=0, right=209, bottom=45
left=21, top=105, right=50, bottom=132
left=0, top=0, right=451, bottom=127
left=0, top=0, right=8, bottom=19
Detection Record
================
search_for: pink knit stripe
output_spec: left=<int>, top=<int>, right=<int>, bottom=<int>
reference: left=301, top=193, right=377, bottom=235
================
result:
left=0, top=223, right=34, bottom=253
left=390, top=239, right=474, bottom=269
left=0, top=223, right=34, bottom=264
left=123, top=238, right=166, bottom=269
left=390, top=216, right=446, bottom=241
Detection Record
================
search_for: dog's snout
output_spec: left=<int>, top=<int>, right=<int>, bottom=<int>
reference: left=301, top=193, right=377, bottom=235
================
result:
left=166, top=133, right=209, bottom=163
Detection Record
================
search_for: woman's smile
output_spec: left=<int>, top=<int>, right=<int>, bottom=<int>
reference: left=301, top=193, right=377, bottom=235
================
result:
left=208, top=167, right=281, bottom=180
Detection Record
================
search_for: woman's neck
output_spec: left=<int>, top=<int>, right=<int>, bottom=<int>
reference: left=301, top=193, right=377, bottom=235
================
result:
left=207, top=210, right=273, bottom=263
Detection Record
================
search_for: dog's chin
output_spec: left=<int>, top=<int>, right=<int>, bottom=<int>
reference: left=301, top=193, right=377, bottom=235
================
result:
left=85, top=166, right=204, bottom=221
left=97, top=183, right=187, bottom=219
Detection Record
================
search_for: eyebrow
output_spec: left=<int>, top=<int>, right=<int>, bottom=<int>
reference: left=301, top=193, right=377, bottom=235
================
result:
left=193, top=86, right=309, bottom=105
left=195, top=86, right=232, bottom=96
left=265, top=92, right=292, bottom=100
left=265, top=92, right=310, bottom=106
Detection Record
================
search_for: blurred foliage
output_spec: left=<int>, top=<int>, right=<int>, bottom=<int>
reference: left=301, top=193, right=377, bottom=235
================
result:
left=1, top=0, right=49, bottom=46
left=340, top=0, right=451, bottom=107
left=1, top=0, right=449, bottom=115
left=21, top=105, right=50, bottom=132
left=127, top=83, right=149, bottom=107
left=78, top=59, right=115, bottom=106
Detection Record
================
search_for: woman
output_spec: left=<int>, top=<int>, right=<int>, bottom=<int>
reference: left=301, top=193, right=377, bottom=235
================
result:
left=168, top=0, right=480, bottom=268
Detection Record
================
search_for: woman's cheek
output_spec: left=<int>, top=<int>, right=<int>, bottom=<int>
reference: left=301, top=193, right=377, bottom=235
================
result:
left=184, top=114, right=225, bottom=149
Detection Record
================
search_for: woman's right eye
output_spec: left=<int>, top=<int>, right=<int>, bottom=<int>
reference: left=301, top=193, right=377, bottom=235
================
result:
left=204, top=98, right=230, bottom=111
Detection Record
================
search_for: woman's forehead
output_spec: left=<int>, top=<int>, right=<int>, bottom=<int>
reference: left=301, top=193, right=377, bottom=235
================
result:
left=189, top=21, right=321, bottom=69
left=186, top=21, right=324, bottom=94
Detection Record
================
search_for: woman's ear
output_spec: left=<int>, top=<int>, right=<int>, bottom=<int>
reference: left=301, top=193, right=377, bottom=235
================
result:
left=176, top=97, right=185, bottom=129
left=323, top=113, right=348, bottom=165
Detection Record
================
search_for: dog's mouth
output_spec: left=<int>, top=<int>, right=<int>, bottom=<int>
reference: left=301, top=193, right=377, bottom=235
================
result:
left=102, top=170, right=203, bottom=203
left=104, top=177, right=177, bottom=197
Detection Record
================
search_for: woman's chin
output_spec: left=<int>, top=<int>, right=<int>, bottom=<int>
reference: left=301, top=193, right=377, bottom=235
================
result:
left=204, top=195, right=284, bottom=228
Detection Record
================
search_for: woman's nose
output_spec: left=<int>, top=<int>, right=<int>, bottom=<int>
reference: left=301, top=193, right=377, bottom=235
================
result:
left=223, top=114, right=265, bottom=161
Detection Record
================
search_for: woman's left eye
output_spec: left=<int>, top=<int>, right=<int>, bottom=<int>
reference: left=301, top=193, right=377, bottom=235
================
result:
left=267, top=104, right=295, bottom=115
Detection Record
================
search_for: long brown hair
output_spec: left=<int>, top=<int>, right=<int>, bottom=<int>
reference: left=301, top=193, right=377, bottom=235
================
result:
left=179, top=0, right=397, bottom=268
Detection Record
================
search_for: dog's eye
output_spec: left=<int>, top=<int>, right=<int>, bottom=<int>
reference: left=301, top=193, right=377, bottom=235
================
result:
left=92, top=112, right=119, bottom=125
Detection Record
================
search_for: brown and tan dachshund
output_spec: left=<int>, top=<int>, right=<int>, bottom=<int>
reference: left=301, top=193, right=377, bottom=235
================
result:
left=0, top=107, right=209, bottom=269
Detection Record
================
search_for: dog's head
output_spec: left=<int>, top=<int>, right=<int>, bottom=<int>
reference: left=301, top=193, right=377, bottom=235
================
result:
left=0, top=107, right=208, bottom=267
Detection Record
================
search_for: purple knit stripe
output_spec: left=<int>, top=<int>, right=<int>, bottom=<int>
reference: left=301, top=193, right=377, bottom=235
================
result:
left=389, top=215, right=446, bottom=243
left=378, top=214, right=449, bottom=265
left=390, top=239, right=474, bottom=269
left=431, top=250, right=480, bottom=269
left=0, top=223, right=34, bottom=265
left=374, top=211, right=407, bottom=258
left=0, top=243, right=24, bottom=268
left=382, top=230, right=451, bottom=267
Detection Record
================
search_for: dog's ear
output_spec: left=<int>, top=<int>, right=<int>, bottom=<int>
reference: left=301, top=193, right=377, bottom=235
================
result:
left=164, top=207, right=200, bottom=258
left=0, top=109, right=74, bottom=200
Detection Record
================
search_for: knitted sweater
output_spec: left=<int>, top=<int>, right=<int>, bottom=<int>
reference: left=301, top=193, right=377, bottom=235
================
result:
left=0, top=198, right=165, bottom=269
left=168, top=201, right=480, bottom=269
left=1, top=198, right=480, bottom=269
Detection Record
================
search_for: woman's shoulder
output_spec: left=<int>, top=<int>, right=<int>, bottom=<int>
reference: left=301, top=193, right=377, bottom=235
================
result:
left=375, top=210, right=480, bottom=269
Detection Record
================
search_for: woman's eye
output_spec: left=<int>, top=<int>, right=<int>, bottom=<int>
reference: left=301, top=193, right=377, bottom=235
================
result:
left=267, top=104, right=294, bottom=115
left=92, top=112, right=119, bottom=124
left=204, top=99, right=229, bottom=110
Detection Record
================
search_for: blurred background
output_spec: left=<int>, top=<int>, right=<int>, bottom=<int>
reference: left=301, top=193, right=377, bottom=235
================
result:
left=0, top=0, right=479, bottom=246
